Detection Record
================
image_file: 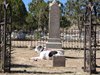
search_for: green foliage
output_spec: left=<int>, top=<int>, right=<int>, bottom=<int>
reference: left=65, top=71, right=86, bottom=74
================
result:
left=65, top=0, right=100, bottom=25
left=25, top=12, right=37, bottom=30
left=28, top=0, right=49, bottom=31
left=28, top=0, right=71, bottom=30
left=34, top=32, right=41, bottom=40
left=60, top=16, right=71, bottom=28
left=10, top=0, right=27, bottom=30
left=65, top=0, right=85, bottom=25
left=0, top=0, right=27, bottom=30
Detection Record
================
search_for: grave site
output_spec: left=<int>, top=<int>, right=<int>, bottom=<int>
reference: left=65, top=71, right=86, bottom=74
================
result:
left=0, top=0, right=100, bottom=75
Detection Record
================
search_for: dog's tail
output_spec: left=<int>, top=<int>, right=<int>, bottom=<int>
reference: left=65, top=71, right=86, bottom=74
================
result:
left=49, top=51, right=58, bottom=57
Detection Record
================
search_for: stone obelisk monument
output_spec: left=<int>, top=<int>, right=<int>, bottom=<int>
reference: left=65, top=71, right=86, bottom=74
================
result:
left=46, top=0, right=63, bottom=53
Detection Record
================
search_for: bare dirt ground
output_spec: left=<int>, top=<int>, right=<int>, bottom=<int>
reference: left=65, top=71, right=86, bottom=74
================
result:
left=0, top=48, right=100, bottom=75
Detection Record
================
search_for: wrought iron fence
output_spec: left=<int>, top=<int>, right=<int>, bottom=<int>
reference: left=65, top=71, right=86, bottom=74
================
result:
left=61, top=29, right=83, bottom=49
left=11, top=29, right=83, bottom=49
left=11, top=39, right=47, bottom=48
left=11, top=29, right=100, bottom=49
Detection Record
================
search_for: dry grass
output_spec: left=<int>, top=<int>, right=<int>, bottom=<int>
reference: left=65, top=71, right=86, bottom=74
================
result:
left=0, top=48, right=100, bottom=75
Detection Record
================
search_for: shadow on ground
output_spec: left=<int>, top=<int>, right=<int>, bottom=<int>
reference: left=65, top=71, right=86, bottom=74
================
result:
left=65, top=56, right=83, bottom=59
left=10, top=70, right=74, bottom=74
left=11, top=64, right=35, bottom=68
left=11, top=64, right=74, bottom=74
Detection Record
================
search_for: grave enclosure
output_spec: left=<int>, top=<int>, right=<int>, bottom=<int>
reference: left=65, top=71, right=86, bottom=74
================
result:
left=0, top=0, right=100, bottom=75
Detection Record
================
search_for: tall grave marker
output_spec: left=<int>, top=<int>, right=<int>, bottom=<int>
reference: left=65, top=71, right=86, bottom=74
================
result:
left=46, top=0, right=63, bottom=51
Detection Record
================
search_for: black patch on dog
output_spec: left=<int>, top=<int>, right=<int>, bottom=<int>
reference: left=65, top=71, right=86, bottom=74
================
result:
left=37, top=46, right=44, bottom=52
left=37, top=46, right=42, bottom=49
left=40, top=47, right=44, bottom=52
left=49, top=51, right=58, bottom=57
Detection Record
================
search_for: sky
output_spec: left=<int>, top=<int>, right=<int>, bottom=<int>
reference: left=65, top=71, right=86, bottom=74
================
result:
left=22, top=0, right=66, bottom=11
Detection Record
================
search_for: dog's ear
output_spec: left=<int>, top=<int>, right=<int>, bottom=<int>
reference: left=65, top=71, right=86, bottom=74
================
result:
left=35, top=45, right=43, bottom=53
left=38, top=46, right=42, bottom=48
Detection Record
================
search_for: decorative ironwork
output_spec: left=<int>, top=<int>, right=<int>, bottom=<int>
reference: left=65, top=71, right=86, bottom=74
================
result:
left=83, top=0, right=99, bottom=74
left=0, top=0, right=12, bottom=72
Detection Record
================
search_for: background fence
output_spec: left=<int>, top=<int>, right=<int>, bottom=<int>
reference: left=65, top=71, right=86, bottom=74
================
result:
left=11, top=29, right=100, bottom=49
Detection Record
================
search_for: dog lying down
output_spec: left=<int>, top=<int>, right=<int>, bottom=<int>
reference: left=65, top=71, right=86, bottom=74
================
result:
left=30, top=45, right=64, bottom=61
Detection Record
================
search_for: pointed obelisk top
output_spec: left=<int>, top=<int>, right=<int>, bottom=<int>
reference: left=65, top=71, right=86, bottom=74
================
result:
left=52, top=0, right=57, bottom=3
left=49, top=0, right=58, bottom=7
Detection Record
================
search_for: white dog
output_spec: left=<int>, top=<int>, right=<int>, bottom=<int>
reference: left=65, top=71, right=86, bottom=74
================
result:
left=30, top=45, right=63, bottom=61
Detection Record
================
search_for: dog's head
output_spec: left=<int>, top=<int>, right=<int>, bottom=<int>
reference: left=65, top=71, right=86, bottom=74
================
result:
left=54, top=51, right=64, bottom=56
left=35, top=45, right=44, bottom=53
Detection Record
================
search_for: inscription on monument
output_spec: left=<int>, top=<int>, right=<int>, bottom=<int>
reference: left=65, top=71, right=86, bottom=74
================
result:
left=46, top=0, right=62, bottom=49
left=49, top=1, right=60, bottom=38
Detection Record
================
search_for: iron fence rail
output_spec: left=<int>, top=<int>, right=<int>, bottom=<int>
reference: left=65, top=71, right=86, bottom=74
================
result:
left=11, top=30, right=100, bottom=49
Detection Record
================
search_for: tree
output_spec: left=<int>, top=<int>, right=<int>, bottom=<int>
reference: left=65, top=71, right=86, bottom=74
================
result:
left=60, top=16, right=71, bottom=28
left=28, top=0, right=48, bottom=31
left=25, top=12, right=37, bottom=31
left=65, top=0, right=85, bottom=24
left=0, top=0, right=28, bottom=30
left=10, top=0, right=27, bottom=30
left=65, top=0, right=100, bottom=24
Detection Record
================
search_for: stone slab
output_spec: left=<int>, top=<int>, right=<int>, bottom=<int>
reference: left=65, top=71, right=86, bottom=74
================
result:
left=46, top=42, right=62, bottom=49
left=53, top=56, right=65, bottom=67
left=48, top=38, right=61, bottom=42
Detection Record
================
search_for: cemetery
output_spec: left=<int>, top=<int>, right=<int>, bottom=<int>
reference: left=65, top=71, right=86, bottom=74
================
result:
left=0, top=0, right=100, bottom=75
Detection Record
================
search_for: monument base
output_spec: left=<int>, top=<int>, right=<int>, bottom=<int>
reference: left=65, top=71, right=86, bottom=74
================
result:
left=46, top=42, right=62, bottom=49
left=48, top=38, right=61, bottom=42
left=46, top=38, right=62, bottom=49
left=46, top=38, right=64, bottom=54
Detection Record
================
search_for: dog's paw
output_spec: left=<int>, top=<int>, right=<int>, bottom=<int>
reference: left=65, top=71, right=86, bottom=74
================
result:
left=34, top=59, right=37, bottom=61
left=30, top=57, right=34, bottom=60
left=30, top=57, right=38, bottom=61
